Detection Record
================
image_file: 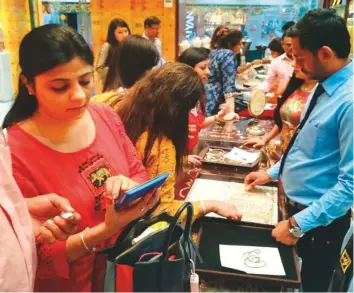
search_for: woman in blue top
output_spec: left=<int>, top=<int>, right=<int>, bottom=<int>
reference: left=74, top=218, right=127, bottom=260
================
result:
left=206, top=29, right=244, bottom=116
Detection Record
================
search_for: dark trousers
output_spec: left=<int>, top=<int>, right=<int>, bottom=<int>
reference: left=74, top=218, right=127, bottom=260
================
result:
left=287, top=204, right=351, bottom=292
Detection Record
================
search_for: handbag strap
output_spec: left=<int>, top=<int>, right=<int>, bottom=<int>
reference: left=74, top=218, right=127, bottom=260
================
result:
left=161, top=202, right=194, bottom=261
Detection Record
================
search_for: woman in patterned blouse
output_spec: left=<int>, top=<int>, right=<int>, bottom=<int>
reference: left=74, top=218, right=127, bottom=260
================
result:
left=205, top=29, right=244, bottom=116
left=117, top=63, right=242, bottom=221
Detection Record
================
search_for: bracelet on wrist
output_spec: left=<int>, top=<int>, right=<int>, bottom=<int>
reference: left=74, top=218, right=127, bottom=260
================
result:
left=80, top=227, right=97, bottom=253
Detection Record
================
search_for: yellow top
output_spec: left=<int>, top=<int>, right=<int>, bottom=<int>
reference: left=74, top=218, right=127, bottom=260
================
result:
left=135, top=132, right=199, bottom=219
left=91, top=91, right=123, bottom=112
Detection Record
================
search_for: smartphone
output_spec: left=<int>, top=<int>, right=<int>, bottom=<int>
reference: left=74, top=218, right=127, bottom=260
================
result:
left=114, top=172, right=169, bottom=210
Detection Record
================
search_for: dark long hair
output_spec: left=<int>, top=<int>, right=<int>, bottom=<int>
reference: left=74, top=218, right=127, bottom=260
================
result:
left=178, top=47, right=210, bottom=115
left=219, top=30, right=243, bottom=50
left=274, top=74, right=304, bottom=130
left=117, top=63, right=205, bottom=172
left=210, top=26, right=229, bottom=49
left=178, top=47, right=210, bottom=68
left=3, top=24, right=93, bottom=129
left=105, top=18, right=131, bottom=66
left=103, top=35, right=159, bottom=92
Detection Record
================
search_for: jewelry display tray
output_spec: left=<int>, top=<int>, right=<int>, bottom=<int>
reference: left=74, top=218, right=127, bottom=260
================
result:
left=199, top=146, right=260, bottom=168
left=195, top=219, right=301, bottom=288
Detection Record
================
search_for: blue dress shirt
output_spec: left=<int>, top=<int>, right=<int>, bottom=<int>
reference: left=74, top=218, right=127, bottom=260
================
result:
left=267, top=62, right=353, bottom=232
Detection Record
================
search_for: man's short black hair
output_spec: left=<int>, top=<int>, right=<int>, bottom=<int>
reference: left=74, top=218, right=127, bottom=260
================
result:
left=268, top=37, right=285, bottom=55
left=144, top=16, right=161, bottom=28
left=287, top=8, right=350, bottom=59
left=282, top=21, right=295, bottom=32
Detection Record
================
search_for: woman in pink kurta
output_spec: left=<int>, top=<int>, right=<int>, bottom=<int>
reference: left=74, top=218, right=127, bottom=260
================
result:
left=0, top=133, right=36, bottom=292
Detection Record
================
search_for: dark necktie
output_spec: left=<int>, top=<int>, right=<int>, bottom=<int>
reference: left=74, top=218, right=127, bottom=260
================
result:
left=279, top=83, right=325, bottom=175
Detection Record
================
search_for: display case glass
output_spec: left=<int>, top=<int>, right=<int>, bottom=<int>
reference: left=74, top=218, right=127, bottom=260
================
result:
left=29, top=0, right=92, bottom=46
left=178, top=0, right=318, bottom=53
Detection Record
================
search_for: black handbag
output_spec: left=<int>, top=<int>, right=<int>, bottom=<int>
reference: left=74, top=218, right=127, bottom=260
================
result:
left=102, top=202, right=201, bottom=292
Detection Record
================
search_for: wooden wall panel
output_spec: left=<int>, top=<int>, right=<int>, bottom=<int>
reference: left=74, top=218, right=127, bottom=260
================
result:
left=91, top=0, right=177, bottom=92
left=0, top=0, right=31, bottom=92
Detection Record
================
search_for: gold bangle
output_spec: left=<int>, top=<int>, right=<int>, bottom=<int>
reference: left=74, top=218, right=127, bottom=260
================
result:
left=80, top=227, right=96, bottom=253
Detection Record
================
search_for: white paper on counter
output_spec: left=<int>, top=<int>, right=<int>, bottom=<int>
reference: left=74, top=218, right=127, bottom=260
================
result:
left=219, top=245, right=286, bottom=276
left=223, top=147, right=259, bottom=164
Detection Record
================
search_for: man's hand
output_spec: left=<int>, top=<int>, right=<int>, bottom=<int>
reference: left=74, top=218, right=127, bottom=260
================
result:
left=244, top=170, right=272, bottom=190
left=26, top=194, right=81, bottom=245
left=272, top=220, right=299, bottom=246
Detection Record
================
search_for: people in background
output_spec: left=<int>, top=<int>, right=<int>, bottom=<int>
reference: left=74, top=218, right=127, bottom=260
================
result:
left=143, top=16, right=165, bottom=66
left=3, top=24, right=158, bottom=292
left=92, top=35, right=159, bottom=109
left=268, top=37, right=285, bottom=59
left=0, top=130, right=80, bottom=291
left=245, top=8, right=353, bottom=292
left=210, top=25, right=229, bottom=49
left=243, top=68, right=317, bottom=168
left=205, top=29, right=245, bottom=116
left=95, top=18, right=131, bottom=87
left=178, top=47, right=238, bottom=164
left=117, top=63, right=242, bottom=222
left=258, top=31, right=294, bottom=97
left=282, top=21, right=295, bottom=33
left=42, top=1, right=53, bottom=25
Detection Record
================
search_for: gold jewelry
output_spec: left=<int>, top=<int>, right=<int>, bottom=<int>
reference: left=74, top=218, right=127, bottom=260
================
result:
left=300, top=83, right=316, bottom=93
left=80, top=227, right=96, bottom=253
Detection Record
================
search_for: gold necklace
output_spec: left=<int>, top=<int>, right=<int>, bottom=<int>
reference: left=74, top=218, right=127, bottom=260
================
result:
left=300, top=83, right=316, bottom=93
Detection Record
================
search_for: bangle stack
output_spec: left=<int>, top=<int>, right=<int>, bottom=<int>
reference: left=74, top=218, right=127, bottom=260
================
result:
left=80, top=227, right=96, bottom=253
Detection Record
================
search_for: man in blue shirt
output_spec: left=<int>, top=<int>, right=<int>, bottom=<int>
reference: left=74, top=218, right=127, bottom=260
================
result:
left=245, top=8, right=353, bottom=292
left=142, top=16, right=166, bottom=67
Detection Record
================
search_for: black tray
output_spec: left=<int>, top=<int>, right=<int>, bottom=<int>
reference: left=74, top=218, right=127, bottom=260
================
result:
left=196, top=220, right=301, bottom=288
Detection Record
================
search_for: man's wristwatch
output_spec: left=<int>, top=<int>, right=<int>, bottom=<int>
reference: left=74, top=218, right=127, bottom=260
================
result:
left=289, top=217, right=305, bottom=238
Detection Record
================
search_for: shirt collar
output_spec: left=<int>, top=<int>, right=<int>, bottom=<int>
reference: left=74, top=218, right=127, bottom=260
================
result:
left=279, top=53, right=293, bottom=62
left=321, top=61, right=353, bottom=97
left=142, top=33, right=156, bottom=42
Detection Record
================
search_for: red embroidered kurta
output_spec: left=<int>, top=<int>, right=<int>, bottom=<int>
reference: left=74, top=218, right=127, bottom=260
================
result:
left=188, top=108, right=205, bottom=152
left=8, top=103, right=148, bottom=292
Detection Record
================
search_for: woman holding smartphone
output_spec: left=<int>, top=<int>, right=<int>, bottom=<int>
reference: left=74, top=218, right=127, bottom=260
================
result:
left=3, top=24, right=158, bottom=292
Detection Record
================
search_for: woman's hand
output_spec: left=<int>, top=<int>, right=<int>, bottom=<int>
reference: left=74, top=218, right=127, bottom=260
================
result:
left=105, top=175, right=138, bottom=202
left=213, top=201, right=242, bottom=221
left=251, top=59, right=262, bottom=66
left=27, top=194, right=81, bottom=244
left=242, top=137, right=267, bottom=149
left=103, top=188, right=160, bottom=234
left=102, top=175, right=160, bottom=234
left=187, top=155, right=202, bottom=166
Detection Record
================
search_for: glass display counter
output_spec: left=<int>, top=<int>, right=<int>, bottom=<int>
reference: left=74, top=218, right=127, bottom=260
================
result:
left=177, top=0, right=318, bottom=54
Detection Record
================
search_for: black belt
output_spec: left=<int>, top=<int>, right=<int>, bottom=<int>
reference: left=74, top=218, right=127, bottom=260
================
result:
left=286, top=198, right=307, bottom=211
